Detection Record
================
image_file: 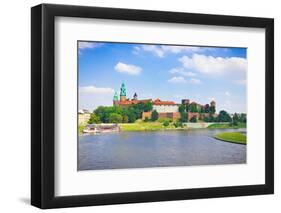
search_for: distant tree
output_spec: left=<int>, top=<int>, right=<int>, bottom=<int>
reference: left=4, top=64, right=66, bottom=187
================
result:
left=88, top=113, right=101, bottom=124
left=179, top=104, right=186, bottom=113
left=180, top=112, right=188, bottom=122
left=217, top=110, right=232, bottom=122
left=151, top=110, right=159, bottom=121
left=144, top=117, right=149, bottom=122
left=208, top=113, right=215, bottom=122
left=163, top=120, right=170, bottom=127
left=210, top=105, right=216, bottom=114
left=190, top=104, right=198, bottom=113
left=204, top=104, right=210, bottom=113
left=190, top=116, right=197, bottom=123
left=143, top=102, right=153, bottom=112
left=240, top=113, right=247, bottom=123
left=108, top=113, right=123, bottom=123
left=127, top=109, right=137, bottom=123
left=232, top=113, right=239, bottom=126
left=185, top=104, right=190, bottom=112
left=122, top=115, right=129, bottom=123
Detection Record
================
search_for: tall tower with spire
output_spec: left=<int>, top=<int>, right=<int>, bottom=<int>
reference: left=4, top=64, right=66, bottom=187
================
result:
left=113, top=91, right=119, bottom=105
left=120, top=82, right=126, bottom=102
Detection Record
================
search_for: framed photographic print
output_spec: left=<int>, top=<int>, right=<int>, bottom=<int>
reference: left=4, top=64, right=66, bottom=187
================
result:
left=31, top=4, right=274, bottom=209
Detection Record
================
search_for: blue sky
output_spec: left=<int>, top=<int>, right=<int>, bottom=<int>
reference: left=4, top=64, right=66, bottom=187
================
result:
left=78, top=41, right=247, bottom=113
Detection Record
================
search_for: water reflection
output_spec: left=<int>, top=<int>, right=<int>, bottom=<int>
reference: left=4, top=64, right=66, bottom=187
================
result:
left=78, top=129, right=246, bottom=171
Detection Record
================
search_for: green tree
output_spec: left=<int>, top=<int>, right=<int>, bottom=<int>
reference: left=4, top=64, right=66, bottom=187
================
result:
left=122, top=115, right=129, bottom=123
left=190, top=116, right=197, bottom=123
left=108, top=113, right=123, bottom=123
left=190, top=103, right=198, bottom=113
left=210, top=105, right=216, bottom=114
left=127, top=109, right=137, bottom=123
left=144, top=117, right=149, bottom=122
left=151, top=110, right=159, bottom=121
left=180, top=112, right=188, bottom=122
left=88, top=113, right=101, bottom=124
left=143, top=102, right=153, bottom=112
left=185, top=104, right=190, bottom=112
left=232, top=113, right=239, bottom=126
left=217, top=110, right=232, bottom=122
left=240, top=113, right=247, bottom=123
left=204, top=104, right=210, bottom=113
left=163, top=120, right=169, bottom=127
left=179, top=104, right=186, bottom=113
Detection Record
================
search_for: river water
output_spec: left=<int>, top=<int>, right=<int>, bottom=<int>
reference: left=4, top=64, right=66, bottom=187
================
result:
left=78, top=128, right=246, bottom=171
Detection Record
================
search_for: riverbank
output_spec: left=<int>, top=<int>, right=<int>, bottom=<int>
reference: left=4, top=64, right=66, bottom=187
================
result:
left=213, top=132, right=246, bottom=145
left=80, top=122, right=246, bottom=133
left=208, top=122, right=246, bottom=129
left=119, top=122, right=222, bottom=131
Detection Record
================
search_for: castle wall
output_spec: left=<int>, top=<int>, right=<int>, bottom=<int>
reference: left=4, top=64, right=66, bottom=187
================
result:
left=152, top=105, right=178, bottom=113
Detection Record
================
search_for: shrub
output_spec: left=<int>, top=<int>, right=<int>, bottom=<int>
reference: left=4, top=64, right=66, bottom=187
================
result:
left=157, top=117, right=172, bottom=123
left=190, top=116, right=197, bottom=123
left=151, top=110, right=159, bottom=121
left=163, top=120, right=170, bottom=127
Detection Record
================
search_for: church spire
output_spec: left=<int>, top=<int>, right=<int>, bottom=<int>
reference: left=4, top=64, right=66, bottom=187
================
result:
left=120, top=82, right=126, bottom=102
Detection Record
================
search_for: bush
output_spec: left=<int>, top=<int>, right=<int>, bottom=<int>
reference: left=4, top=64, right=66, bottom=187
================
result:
left=144, top=117, right=149, bottom=122
left=157, top=117, right=172, bottom=123
left=151, top=110, right=159, bottom=121
left=190, top=116, right=197, bottom=123
left=163, top=120, right=170, bottom=127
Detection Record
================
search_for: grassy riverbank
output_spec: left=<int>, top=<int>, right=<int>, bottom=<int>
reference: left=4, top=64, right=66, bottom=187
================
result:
left=208, top=122, right=246, bottom=129
left=119, top=122, right=175, bottom=131
left=214, top=132, right=246, bottom=145
left=79, top=125, right=85, bottom=134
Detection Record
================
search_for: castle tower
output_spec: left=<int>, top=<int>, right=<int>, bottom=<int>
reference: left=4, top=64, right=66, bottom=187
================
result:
left=113, top=91, right=119, bottom=105
left=120, top=82, right=126, bottom=102
left=210, top=100, right=216, bottom=107
left=133, top=92, right=138, bottom=100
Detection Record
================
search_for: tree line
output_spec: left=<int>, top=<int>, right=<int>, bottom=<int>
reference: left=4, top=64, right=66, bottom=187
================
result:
left=88, top=102, right=153, bottom=124
left=88, top=102, right=246, bottom=125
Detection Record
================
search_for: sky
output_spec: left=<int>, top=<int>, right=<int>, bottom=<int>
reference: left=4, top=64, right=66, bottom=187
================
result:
left=78, top=41, right=247, bottom=113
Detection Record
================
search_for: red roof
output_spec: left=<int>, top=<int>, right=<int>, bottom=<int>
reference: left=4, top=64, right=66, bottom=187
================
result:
left=117, top=99, right=152, bottom=105
left=152, top=99, right=176, bottom=106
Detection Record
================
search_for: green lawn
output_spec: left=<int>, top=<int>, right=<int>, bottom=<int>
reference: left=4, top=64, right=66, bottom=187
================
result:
left=213, top=132, right=247, bottom=145
left=119, top=122, right=176, bottom=131
left=78, top=125, right=85, bottom=134
left=208, top=122, right=246, bottom=129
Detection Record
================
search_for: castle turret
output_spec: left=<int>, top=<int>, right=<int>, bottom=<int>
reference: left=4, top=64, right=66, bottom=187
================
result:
left=120, top=82, right=126, bottom=102
left=133, top=92, right=138, bottom=100
left=113, top=91, right=119, bottom=105
left=210, top=100, right=216, bottom=107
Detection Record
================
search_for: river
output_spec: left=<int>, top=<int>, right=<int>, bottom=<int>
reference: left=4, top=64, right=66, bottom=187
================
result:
left=78, top=128, right=246, bottom=171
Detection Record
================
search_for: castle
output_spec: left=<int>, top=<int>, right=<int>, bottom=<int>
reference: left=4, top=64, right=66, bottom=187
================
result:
left=113, top=82, right=216, bottom=121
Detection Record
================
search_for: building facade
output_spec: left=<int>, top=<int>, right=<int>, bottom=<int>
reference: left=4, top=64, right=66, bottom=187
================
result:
left=113, top=82, right=216, bottom=121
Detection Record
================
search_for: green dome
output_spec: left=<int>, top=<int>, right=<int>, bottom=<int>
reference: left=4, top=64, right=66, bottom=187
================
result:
left=120, top=82, right=126, bottom=96
left=113, top=91, right=119, bottom=101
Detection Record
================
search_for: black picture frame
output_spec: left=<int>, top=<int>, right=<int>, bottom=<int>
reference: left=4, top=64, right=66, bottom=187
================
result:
left=31, top=3, right=274, bottom=209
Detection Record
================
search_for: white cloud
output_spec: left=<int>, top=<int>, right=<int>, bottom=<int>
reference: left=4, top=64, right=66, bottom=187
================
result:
left=225, top=91, right=231, bottom=96
left=168, top=76, right=187, bottom=83
left=114, top=62, right=142, bottom=75
left=135, top=45, right=214, bottom=58
left=168, top=76, right=202, bottom=84
left=141, top=45, right=165, bottom=57
left=79, top=85, right=115, bottom=111
left=179, top=54, right=247, bottom=75
left=234, top=79, right=247, bottom=85
left=78, top=41, right=102, bottom=50
left=169, top=67, right=197, bottom=77
left=189, top=78, right=202, bottom=84
left=79, top=85, right=114, bottom=94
